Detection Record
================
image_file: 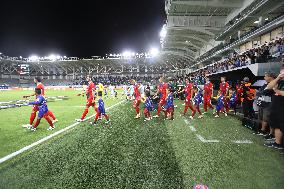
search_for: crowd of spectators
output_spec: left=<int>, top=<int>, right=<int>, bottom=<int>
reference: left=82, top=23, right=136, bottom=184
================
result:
left=190, top=37, right=284, bottom=84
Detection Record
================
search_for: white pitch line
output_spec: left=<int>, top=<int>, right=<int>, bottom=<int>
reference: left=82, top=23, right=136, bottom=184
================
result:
left=0, top=100, right=125, bottom=164
left=184, top=119, right=197, bottom=132
left=232, top=140, right=253, bottom=144
left=196, top=134, right=220, bottom=143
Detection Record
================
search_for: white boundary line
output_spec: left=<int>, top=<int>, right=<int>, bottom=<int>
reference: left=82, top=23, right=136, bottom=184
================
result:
left=183, top=119, right=197, bottom=132
left=232, top=140, right=253, bottom=144
left=196, top=134, right=220, bottom=143
left=0, top=100, right=125, bottom=164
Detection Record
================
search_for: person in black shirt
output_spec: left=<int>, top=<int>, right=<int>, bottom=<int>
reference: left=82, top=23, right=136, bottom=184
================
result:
left=254, top=72, right=276, bottom=138
left=242, top=77, right=255, bottom=127
left=264, top=66, right=284, bottom=150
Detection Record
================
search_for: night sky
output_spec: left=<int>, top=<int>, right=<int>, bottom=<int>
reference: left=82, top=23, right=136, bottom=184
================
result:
left=0, top=0, right=166, bottom=57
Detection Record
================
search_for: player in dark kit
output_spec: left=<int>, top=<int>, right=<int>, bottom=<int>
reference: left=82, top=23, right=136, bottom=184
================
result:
left=90, top=91, right=110, bottom=125
left=76, top=75, right=96, bottom=122
left=22, top=77, right=58, bottom=128
left=28, top=88, right=54, bottom=131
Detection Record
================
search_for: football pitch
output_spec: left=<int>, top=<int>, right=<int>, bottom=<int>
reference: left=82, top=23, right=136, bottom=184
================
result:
left=0, top=90, right=283, bottom=189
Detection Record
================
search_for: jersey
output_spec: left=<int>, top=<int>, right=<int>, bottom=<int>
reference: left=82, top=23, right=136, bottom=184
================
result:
left=236, top=84, right=243, bottom=97
left=98, top=83, right=104, bottom=92
left=139, top=85, right=145, bottom=97
left=29, top=95, right=48, bottom=118
left=204, top=82, right=213, bottom=97
left=86, top=81, right=95, bottom=98
left=219, top=82, right=229, bottom=96
left=193, top=92, right=203, bottom=105
left=37, top=83, right=45, bottom=96
left=144, top=97, right=153, bottom=111
left=98, top=98, right=106, bottom=114
left=229, top=92, right=237, bottom=107
left=134, top=84, right=141, bottom=99
left=164, top=93, right=174, bottom=110
left=184, top=83, right=193, bottom=98
left=216, top=95, right=225, bottom=111
left=158, top=83, right=168, bottom=99
left=123, top=85, right=128, bottom=94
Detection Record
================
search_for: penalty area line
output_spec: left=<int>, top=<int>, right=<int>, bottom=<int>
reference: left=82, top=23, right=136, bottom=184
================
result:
left=0, top=100, right=126, bottom=164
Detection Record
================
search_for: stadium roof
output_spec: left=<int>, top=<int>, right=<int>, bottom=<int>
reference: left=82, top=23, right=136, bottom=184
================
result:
left=161, top=0, right=284, bottom=68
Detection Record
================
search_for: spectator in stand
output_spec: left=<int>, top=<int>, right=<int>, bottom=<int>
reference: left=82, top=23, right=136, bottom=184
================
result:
left=264, top=64, right=284, bottom=150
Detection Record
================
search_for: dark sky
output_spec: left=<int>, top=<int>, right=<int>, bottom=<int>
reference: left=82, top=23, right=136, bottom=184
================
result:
left=0, top=0, right=166, bottom=57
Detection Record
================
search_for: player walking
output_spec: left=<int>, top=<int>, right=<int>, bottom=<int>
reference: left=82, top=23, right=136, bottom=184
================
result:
left=219, top=76, right=230, bottom=116
left=76, top=75, right=96, bottom=122
left=22, top=77, right=58, bottom=128
left=203, top=78, right=214, bottom=113
left=181, top=78, right=195, bottom=116
left=153, top=77, right=168, bottom=118
left=90, top=91, right=110, bottom=125
left=28, top=88, right=54, bottom=131
left=130, top=79, right=141, bottom=119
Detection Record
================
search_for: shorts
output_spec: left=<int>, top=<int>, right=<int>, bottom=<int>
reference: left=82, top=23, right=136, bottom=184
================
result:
left=258, top=106, right=271, bottom=122
left=185, top=97, right=192, bottom=105
left=203, top=96, right=211, bottom=104
left=133, top=98, right=140, bottom=108
left=86, top=96, right=95, bottom=107
left=38, top=106, right=48, bottom=118
left=159, top=98, right=166, bottom=106
left=32, top=105, right=39, bottom=112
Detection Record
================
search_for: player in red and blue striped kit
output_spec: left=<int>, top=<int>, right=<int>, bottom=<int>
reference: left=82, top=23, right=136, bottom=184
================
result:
left=142, top=93, right=153, bottom=121
left=215, top=90, right=225, bottom=118
left=90, top=91, right=110, bottom=125
left=190, top=87, right=203, bottom=119
left=163, top=87, right=175, bottom=120
left=229, top=88, right=237, bottom=114
left=28, top=88, right=54, bottom=131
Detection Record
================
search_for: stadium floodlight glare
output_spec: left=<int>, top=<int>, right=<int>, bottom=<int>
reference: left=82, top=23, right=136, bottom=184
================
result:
left=48, top=54, right=56, bottom=61
left=122, top=51, right=132, bottom=58
left=160, top=26, right=167, bottom=38
left=29, top=55, right=39, bottom=61
left=150, top=48, right=159, bottom=57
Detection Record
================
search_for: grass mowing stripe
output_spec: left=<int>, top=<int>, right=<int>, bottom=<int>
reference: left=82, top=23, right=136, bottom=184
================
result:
left=0, top=100, right=125, bottom=164
left=0, top=102, right=185, bottom=189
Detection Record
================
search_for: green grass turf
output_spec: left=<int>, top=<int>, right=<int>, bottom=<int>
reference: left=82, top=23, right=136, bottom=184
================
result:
left=0, top=89, right=121, bottom=158
left=0, top=97, right=283, bottom=188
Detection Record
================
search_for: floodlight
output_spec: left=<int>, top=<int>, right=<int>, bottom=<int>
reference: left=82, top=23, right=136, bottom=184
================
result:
left=160, top=26, right=167, bottom=38
left=29, top=55, right=39, bottom=61
left=150, top=48, right=159, bottom=57
left=123, top=51, right=131, bottom=57
left=48, top=54, right=56, bottom=61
